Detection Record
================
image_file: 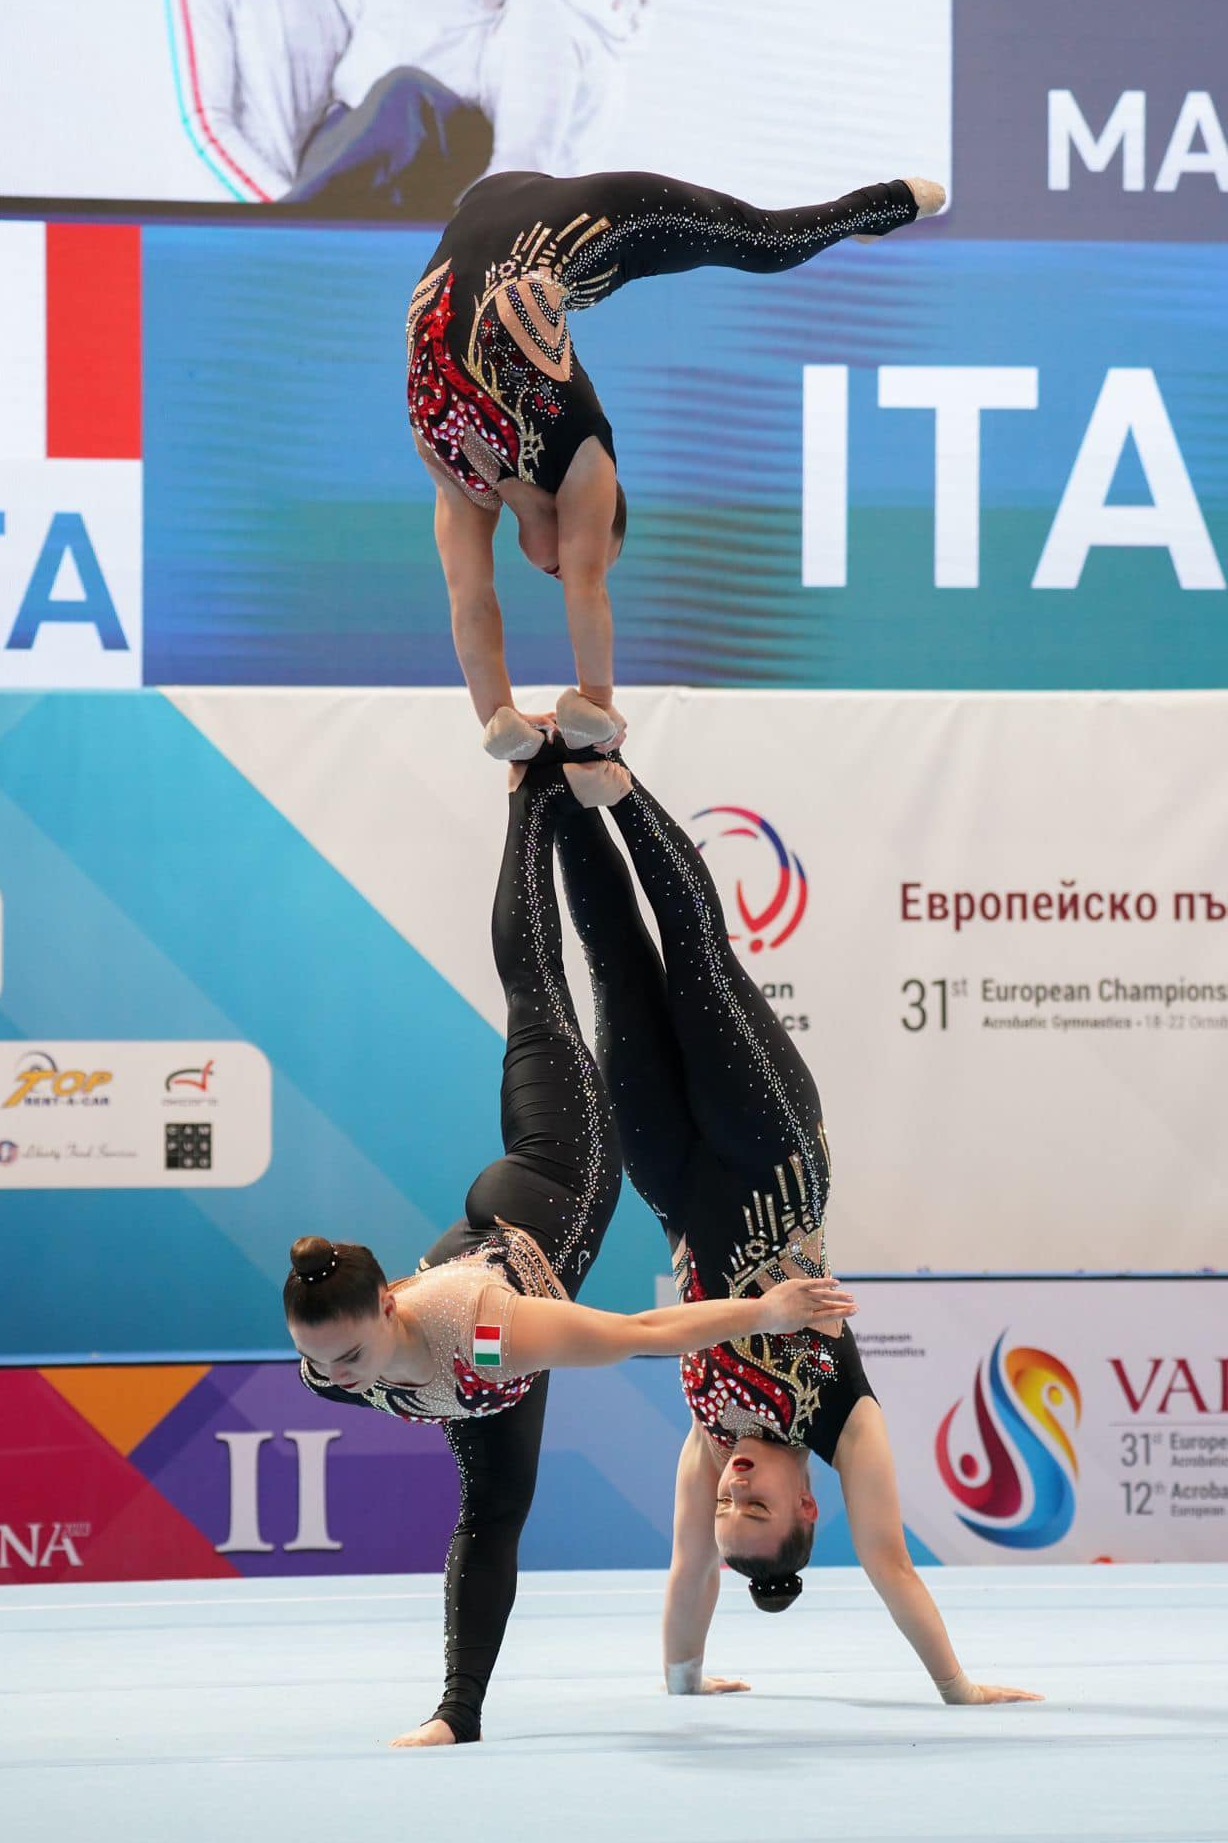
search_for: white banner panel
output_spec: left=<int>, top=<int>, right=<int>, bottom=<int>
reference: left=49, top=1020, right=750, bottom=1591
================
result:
left=169, top=687, right=1228, bottom=1275
left=859, top=1279, right=1228, bottom=1563
left=0, top=224, right=45, bottom=458
left=0, top=1042, right=272, bottom=1187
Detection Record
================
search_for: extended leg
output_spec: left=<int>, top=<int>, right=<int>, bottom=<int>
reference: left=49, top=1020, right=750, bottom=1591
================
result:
left=430, top=1374, right=551, bottom=1743
left=560, top=171, right=923, bottom=303
left=554, top=804, right=697, bottom=1231
left=606, top=771, right=829, bottom=1227
left=465, top=766, right=622, bottom=1293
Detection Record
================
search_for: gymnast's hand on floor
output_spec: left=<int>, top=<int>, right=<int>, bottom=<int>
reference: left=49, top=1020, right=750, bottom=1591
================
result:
left=665, top=1659, right=751, bottom=1695
left=756, top=1276, right=858, bottom=1336
left=936, top=1670, right=1044, bottom=1706
left=390, top=1717, right=460, bottom=1748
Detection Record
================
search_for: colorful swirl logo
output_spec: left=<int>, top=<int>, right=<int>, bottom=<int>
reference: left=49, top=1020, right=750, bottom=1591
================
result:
left=935, top=1333, right=1082, bottom=1550
left=690, top=807, right=808, bottom=953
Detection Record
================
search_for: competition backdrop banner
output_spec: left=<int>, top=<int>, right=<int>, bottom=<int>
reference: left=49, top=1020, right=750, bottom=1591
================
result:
left=2, top=1277, right=1223, bottom=1582
left=3, top=1, right=1225, bottom=693
left=0, top=227, right=1221, bottom=690
left=1, top=687, right=1226, bottom=1367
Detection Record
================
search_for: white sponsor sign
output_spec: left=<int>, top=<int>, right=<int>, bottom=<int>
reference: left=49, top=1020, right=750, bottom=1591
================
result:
left=858, top=1279, right=1228, bottom=1564
left=0, top=1041, right=272, bottom=1188
left=169, top=687, right=1228, bottom=1273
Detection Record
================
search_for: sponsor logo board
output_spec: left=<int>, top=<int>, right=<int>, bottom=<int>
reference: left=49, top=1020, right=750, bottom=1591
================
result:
left=0, top=1042, right=271, bottom=1187
left=858, top=1279, right=1228, bottom=1563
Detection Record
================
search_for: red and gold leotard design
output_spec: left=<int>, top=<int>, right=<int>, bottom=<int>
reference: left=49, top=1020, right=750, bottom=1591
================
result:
left=672, top=1146, right=872, bottom=1467
left=406, top=169, right=918, bottom=505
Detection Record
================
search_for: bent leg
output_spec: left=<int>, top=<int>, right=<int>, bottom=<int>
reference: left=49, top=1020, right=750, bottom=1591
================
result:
left=286, top=68, right=491, bottom=212
left=561, top=172, right=919, bottom=302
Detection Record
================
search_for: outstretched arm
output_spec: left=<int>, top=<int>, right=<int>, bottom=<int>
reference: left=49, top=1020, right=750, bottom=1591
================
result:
left=507, top=1275, right=857, bottom=1373
left=663, top=1423, right=749, bottom=1694
left=834, top=1400, right=1043, bottom=1706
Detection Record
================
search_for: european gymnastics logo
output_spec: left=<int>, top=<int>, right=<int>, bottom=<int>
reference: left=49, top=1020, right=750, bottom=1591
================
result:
left=935, top=1333, right=1082, bottom=1550
left=690, top=807, right=808, bottom=954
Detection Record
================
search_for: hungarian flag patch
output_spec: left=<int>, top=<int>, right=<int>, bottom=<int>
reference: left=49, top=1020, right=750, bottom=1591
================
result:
left=473, top=1323, right=502, bottom=1368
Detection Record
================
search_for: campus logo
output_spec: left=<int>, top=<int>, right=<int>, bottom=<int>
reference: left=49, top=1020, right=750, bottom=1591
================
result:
left=935, top=1333, right=1081, bottom=1550
left=690, top=807, right=808, bottom=954
left=4, top=1050, right=113, bottom=1108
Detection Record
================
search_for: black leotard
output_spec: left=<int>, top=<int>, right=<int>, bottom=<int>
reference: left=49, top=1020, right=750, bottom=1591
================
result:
left=407, top=170, right=918, bottom=504
left=554, top=767, right=876, bottom=1470
left=300, top=766, right=621, bottom=1741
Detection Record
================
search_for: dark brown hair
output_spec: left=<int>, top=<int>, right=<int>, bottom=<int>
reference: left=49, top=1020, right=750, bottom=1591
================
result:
left=282, top=1237, right=388, bottom=1327
left=611, top=480, right=628, bottom=552
left=723, top=1518, right=815, bottom=1612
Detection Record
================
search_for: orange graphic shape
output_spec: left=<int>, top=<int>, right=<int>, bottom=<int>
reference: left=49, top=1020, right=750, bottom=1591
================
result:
left=40, top=1364, right=211, bottom=1457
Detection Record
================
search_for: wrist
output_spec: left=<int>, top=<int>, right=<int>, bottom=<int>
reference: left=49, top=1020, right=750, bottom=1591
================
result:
left=934, top=1668, right=981, bottom=1706
left=665, top=1657, right=704, bottom=1695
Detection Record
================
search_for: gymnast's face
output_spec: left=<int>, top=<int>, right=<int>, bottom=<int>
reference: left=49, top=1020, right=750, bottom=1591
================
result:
left=713, top=1441, right=818, bottom=1562
left=289, top=1294, right=399, bottom=1393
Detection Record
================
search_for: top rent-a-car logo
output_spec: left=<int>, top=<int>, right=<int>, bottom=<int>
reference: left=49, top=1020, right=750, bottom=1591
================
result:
left=4, top=1050, right=113, bottom=1107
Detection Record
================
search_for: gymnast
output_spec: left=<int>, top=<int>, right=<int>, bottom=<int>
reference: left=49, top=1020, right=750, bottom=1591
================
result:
left=406, top=168, right=945, bottom=758
left=550, top=748, right=1043, bottom=1708
left=285, top=754, right=854, bottom=1747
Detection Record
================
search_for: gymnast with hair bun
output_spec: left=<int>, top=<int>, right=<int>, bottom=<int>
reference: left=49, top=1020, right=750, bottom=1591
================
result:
left=283, top=750, right=853, bottom=1748
left=549, top=747, right=1043, bottom=1708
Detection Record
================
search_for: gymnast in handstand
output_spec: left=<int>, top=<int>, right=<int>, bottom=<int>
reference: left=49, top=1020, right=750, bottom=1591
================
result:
left=549, top=749, right=1042, bottom=1707
left=407, top=168, right=944, bottom=757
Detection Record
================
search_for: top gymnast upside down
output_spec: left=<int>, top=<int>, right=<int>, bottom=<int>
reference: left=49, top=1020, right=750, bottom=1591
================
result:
left=407, top=167, right=945, bottom=759
left=548, top=745, right=1042, bottom=1708
left=284, top=751, right=852, bottom=1746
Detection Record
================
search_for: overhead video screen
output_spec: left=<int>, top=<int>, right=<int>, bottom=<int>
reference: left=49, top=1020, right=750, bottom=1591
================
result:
left=0, top=0, right=951, bottom=218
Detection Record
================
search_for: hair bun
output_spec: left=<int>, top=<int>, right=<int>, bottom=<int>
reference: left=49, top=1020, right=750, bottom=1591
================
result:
left=290, top=1236, right=339, bottom=1283
left=748, top=1571, right=803, bottom=1613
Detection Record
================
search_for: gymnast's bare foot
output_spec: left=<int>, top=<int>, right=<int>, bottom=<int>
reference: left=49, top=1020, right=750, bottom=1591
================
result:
left=856, top=176, right=946, bottom=241
left=390, top=1717, right=461, bottom=1748
left=563, top=761, right=632, bottom=807
left=482, top=706, right=550, bottom=761
left=904, top=176, right=946, bottom=216
left=556, top=688, right=627, bottom=754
